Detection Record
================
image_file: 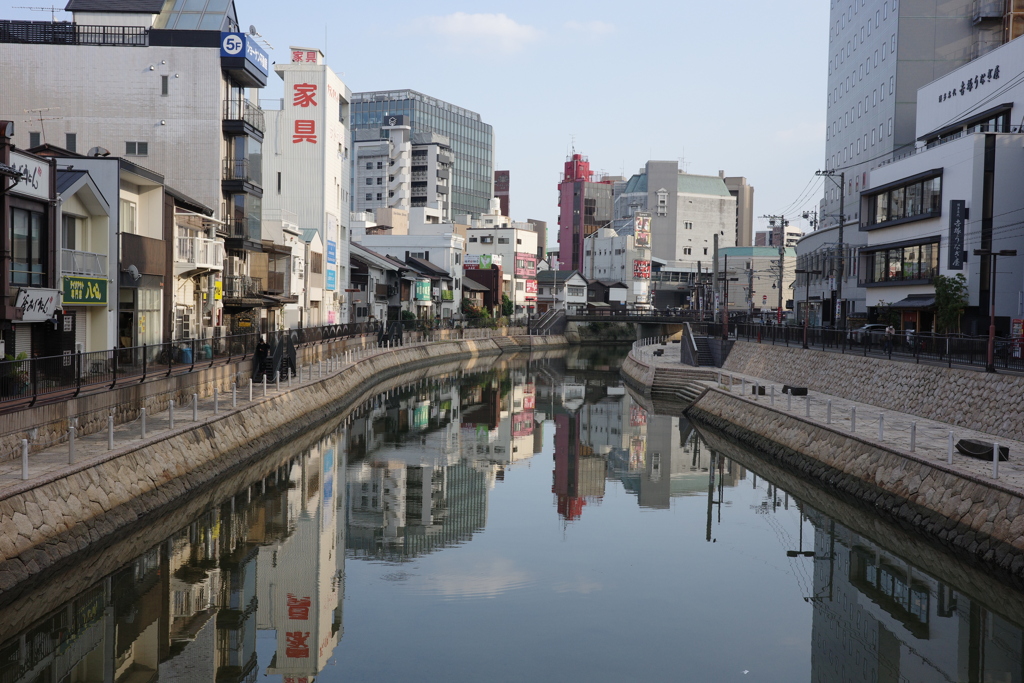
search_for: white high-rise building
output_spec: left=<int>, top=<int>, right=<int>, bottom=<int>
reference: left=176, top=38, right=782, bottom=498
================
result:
left=262, top=47, right=351, bottom=324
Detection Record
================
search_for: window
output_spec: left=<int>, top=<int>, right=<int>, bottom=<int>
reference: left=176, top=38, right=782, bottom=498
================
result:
left=376, top=177, right=382, bottom=185
left=567, top=286, right=585, bottom=297
left=161, top=75, right=168, bottom=96
left=683, top=247, right=692, bottom=255
left=62, top=214, right=78, bottom=250
left=65, top=133, right=77, bottom=153
left=29, top=132, right=40, bottom=148
left=277, top=172, right=282, bottom=194
left=377, top=161, right=383, bottom=169
left=365, top=162, right=372, bottom=169
left=11, top=207, right=46, bottom=285
left=516, top=281, right=524, bottom=291
left=125, top=141, right=148, bottom=156
left=703, top=248, right=708, bottom=255
left=365, top=193, right=372, bottom=201
left=498, top=237, right=509, bottom=244
left=888, top=117, right=893, bottom=135
left=865, top=175, right=941, bottom=227
left=376, top=193, right=382, bottom=201
left=120, top=199, right=137, bottom=234
left=469, top=236, right=478, bottom=242
left=365, top=177, right=373, bottom=185
left=310, top=251, right=323, bottom=274
left=481, top=236, right=494, bottom=244
left=860, top=240, right=939, bottom=284
left=684, top=221, right=693, bottom=230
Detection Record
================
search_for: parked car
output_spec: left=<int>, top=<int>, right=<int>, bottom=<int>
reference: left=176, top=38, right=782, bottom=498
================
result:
left=848, top=323, right=888, bottom=344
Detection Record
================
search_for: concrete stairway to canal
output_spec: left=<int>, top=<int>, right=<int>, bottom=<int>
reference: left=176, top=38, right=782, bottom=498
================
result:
left=649, top=365, right=718, bottom=404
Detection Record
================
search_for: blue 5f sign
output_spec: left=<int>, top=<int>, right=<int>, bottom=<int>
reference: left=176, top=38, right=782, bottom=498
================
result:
left=220, top=33, right=269, bottom=75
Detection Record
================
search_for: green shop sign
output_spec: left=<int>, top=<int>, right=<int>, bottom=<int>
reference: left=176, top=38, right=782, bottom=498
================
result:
left=63, top=276, right=107, bottom=305
left=415, top=280, right=431, bottom=301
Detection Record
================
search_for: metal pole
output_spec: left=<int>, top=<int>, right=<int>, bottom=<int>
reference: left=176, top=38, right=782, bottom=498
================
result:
left=948, top=431, right=955, bottom=464
left=787, top=390, right=792, bottom=411
left=21, top=439, right=28, bottom=480
left=910, top=422, right=916, bottom=452
left=232, top=383, right=237, bottom=408
left=770, top=385, right=775, bottom=405
left=826, top=400, right=832, bottom=424
left=68, top=425, right=75, bottom=464
left=141, top=407, right=147, bottom=439
left=108, top=415, right=115, bottom=450
left=878, top=413, right=884, bottom=440
left=248, top=378, right=253, bottom=402
left=276, top=371, right=280, bottom=392
left=805, top=395, right=810, bottom=417
left=993, top=442, right=1000, bottom=479
left=850, top=406, right=856, bottom=433
left=193, top=393, right=198, bottom=420
left=169, top=400, right=175, bottom=429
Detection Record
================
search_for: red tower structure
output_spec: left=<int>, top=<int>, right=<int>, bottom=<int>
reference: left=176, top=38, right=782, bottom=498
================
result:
left=556, top=154, right=612, bottom=271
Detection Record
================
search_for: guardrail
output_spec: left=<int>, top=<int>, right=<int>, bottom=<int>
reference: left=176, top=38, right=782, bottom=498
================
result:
left=694, top=322, right=1024, bottom=373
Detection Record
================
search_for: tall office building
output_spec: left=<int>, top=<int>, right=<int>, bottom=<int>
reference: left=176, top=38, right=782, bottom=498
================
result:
left=821, top=0, right=1013, bottom=228
left=350, top=90, right=494, bottom=218
left=722, top=173, right=754, bottom=246
left=494, top=170, right=510, bottom=216
left=556, top=153, right=613, bottom=272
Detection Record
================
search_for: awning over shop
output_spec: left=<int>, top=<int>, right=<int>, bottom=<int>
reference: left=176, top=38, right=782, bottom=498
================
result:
left=890, top=296, right=935, bottom=308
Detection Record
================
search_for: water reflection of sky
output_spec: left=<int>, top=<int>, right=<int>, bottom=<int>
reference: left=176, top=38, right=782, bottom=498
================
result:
left=4, top=349, right=1024, bottom=682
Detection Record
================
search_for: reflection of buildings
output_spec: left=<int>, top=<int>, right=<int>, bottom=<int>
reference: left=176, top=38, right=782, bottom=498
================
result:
left=0, top=428, right=349, bottom=683
left=345, top=370, right=506, bottom=561
left=808, top=511, right=1024, bottom=683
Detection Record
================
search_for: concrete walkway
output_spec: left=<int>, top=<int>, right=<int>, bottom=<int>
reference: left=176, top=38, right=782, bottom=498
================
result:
left=638, top=342, right=1024, bottom=493
left=0, top=345, right=394, bottom=497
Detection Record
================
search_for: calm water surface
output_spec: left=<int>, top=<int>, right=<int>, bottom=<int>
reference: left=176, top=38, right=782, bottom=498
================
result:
left=3, top=347, right=1024, bottom=682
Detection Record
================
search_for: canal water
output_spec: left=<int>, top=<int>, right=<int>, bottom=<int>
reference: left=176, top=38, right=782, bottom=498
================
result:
left=3, top=347, right=1024, bottom=682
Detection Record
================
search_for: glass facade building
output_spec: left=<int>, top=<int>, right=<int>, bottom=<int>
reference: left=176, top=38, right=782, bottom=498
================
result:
left=350, top=90, right=494, bottom=218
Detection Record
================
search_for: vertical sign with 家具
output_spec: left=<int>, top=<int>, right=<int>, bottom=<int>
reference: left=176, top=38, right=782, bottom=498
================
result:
left=948, top=200, right=965, bottom=270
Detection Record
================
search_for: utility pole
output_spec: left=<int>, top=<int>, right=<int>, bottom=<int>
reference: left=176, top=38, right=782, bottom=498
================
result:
left=777, top=246, right=785, bottom=324
left=816, top=170, right=845, bottom=328
left=801, top=209, right=818, bottom=231
left=747, top=264, right=754, bottom=320
left=762, top=215, right=787, bottom=324
left=713, top=233, right=720, bottom=324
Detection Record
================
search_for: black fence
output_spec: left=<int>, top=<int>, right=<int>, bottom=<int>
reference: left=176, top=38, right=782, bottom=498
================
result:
left=690, top=321, right=1024, bottom=372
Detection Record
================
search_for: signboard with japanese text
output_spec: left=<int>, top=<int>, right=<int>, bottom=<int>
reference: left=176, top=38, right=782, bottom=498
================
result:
left=62, top=276, right=106, bottom=306
left=464, top=254, right=501, bottom=270
left=633, top=259, right=651, bottom=279
left=415, top=280, right=431, bottom=301
left=10, top=151, right=50, bottom=201
left=326, top=240, right=337, bottom=265
left=325, top=268, right=336, bottom=291
left=220, top=33, right=269, bottom=75
left=14, top=288, right=59, bottom=322
left=290, top=46, right=323, bottom=64
left=633, top=212, right=651, bottom=248
left=949, top=200, right=965, bottom=270
left=514, top=252, right=537, bottom=278
left=525, top=279, right=537, bottom=301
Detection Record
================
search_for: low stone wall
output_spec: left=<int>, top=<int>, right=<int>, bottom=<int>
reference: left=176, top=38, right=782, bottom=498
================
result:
left=722, top=341, right=1024, bottom=443
left=620, top=352, right=655, bottom=394
left=687, top=389, right=1024, bottom=578
left=0, top=335, right=570, bottom=592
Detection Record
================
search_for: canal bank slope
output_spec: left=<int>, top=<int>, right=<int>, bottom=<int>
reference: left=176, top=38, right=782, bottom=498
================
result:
left=0, top=335, right=568, bottom=592
left=621, top=341, right=1024, bottom=579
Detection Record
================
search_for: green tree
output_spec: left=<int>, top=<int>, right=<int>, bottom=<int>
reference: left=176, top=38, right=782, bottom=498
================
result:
left=501, top=294, right=514, bottom=317
left=875, top=301, right=901, bottom=328
left=934, top=273, right=968, bottom=333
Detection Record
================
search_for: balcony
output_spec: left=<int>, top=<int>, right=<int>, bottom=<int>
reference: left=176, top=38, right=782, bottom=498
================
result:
left=174, top=236, right=224, bottom=277
left=223, top=99, right=266, bottom=137
left=222, top=158, right=262, bottom=198
left=62, top=249, right=106, bottom=277
left=222, top=275, right=262, bottom=306
left=375, top=283, right=390, bottom=298
left=225, top=216, right=262, bottom=253
left=0, top=20, right=147, bottom=46
left=265, top=270, right=285, bottom=294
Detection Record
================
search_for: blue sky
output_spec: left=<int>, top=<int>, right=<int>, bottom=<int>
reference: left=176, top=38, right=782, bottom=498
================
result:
left=10, top=0, right=831, bottom=243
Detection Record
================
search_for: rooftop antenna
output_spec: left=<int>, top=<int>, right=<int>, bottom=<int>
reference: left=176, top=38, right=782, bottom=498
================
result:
left=23, top=107, right=62, bottom=145
left=678, top=148, right=691, bottom=173
left=247, top=24, right=272, bottom=50
left=14, top=5, right=66, bottom=20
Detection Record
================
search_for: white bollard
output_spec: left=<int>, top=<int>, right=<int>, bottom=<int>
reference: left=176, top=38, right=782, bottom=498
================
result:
left=878, top=413, right=884, bottom=440
left=68, top=425, right=76, bottom=464
left=910, top=422, right=917, bottom=452
left=193, top=394, right=198, bottom=421
left=21, top=439, right=28, bottom=480
left=169, top=400, right=175, bottom=429
left=770, top=385, right=775, bottom=406
left=288, top=370, right=292, bottom=388
left=787, top=391, right=792, bottom=411
left=741, top=378, right=746, bottom=396
left=319, top=360, right=323, bottom=379
left=248, top=379, right=253, bottom=402
left=826, top=400, right=832, bottom=424
left=948, top=431, right=954, bottom=464
left=850, top=406, right=856, bottom=433
left=263, top=376, right=267, bottom=397
left=805, top=395, right=810, bottom=417
left=141, top=407, right=147, bottom=439
left=214, top=388, right=219, bottom=414
left=993, top=442, right=1001, bottom=479
left=108, top=415, right=115, bottom=450
left=276, top=371, right=280, bottom=392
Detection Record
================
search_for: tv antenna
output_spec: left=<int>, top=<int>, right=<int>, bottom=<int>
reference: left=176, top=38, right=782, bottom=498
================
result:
left=23, top=107, right=62, bottom=145
left=13, top=5, right=66, bottom=20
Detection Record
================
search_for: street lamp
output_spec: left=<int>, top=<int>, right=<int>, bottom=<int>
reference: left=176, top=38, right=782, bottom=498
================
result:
left=973, top=248, right=1017, bottom=372
left=795, top=268, right=822, bottom=349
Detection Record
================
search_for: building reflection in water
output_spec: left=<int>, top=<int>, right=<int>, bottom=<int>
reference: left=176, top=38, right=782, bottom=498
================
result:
left=5, top=352, right=1024, bottom=683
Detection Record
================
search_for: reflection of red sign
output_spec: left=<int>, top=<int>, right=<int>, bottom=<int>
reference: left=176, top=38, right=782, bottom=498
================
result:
left=286, top=631, right=310, bottom=658
left=633, top=260, right=651, bottom=279
left=630, top=405, right=647, bottom=426
left=287, top=594, right=311, bottom=620
left=523, top=395, right=535, bottom=410
left=512, top=410, right=534, bottom=438
left=525, top=278, right=537, bottom=301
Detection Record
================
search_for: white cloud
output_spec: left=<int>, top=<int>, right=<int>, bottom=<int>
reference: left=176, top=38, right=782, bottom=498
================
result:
left=564, top=20, right=616, bottom=38
left=420, top=12, right=541, bottom=53
left=416, top=558, right=532, bottom=599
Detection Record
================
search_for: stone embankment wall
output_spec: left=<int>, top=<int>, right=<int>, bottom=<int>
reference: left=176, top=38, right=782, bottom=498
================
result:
left=687, top=389, right=1024, bottom=578
left=722, top=341, right=1024, bottom=443
left=0, top=335, right=568, bottom=591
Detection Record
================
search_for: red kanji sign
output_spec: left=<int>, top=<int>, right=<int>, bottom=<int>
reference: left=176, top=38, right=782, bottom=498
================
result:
left=293, top=120, right=317, bottom=144
left=290, top=50, right=303, bottom=63
left=287, top=594, right=311, bottom=620
left=293, top=83, right=317, bottom=108
left=285, top=631, right=310, bottom=658
left=305, top=50, right=317, bottom=62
